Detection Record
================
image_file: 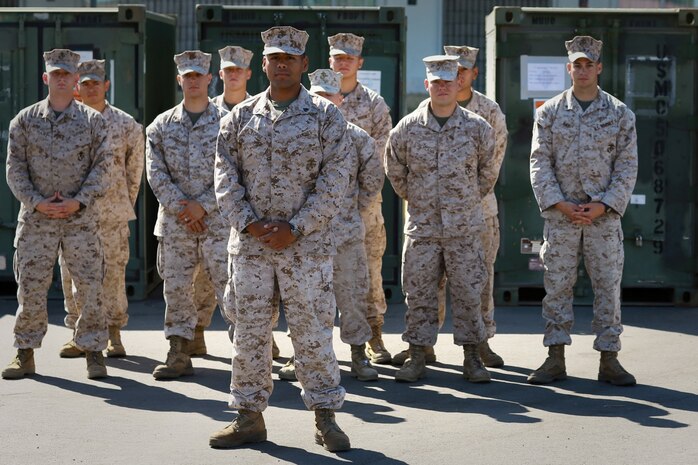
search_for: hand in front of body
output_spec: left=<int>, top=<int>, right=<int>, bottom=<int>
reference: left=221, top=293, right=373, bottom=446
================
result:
left=35, top=192, right=81, bottom=219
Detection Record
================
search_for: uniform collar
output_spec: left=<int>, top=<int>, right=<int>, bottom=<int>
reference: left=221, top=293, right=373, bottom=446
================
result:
left=173, top=100, right=219, bottom=127
left=565, top=86, right=608, bottom=113
left=39, top=97, right=79, bottom=121
left=253, top=85, right=318, bottom=121
left=417, top=99, right=463, bottom=132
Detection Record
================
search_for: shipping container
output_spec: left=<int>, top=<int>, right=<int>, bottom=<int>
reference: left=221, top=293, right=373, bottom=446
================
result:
left=197, top=4, right=407, bottom=302
left=486, top=6, right=698, bottom=306
left=0, top=4, right=176, bottom=299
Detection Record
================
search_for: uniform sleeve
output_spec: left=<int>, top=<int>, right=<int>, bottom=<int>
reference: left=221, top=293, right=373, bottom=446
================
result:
left=491, top=104, right=508, bottom=177
left=73, top=114, right=112, bottom=207
left=356, top=132, right=383, bottom=213
left=6, top=115, right=44, bottom=210
left=289, top=105, right=351, bottom=236
left=600, top=108, right=638, bottom=216
left=384, top=125, right=409, bottom=201
left=214, top=114, right=258, bottom=233
left=477, top=120, right=498, bottom=199
left=530, top=106, right=565, bottom=211
left=145, top=120, right=187, bottom=213
left=125, top=119, right=145, bottom=207
left=371, top=98, right=393, bottom=167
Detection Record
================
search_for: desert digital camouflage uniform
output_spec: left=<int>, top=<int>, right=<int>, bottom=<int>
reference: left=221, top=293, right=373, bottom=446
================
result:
left=146, top=100, right=232, bottom=341
left=385, top=101, right=497, bottom=346
left=215, top=86, right=350, bottom=411
left=332, top=122, right=383, bottom=345
left=338, top=83, right=392, bottom=326
left=60, top=101, right=144, bottom=329
left=6, top=97, right=111, bottom=351
left=530, top=87, right=637, bottom=352
left=211, top=92, right=251, bottom=111
left=432, top=89, right=508, bottom=335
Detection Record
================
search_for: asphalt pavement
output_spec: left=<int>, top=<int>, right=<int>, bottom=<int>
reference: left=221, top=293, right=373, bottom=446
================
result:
left=1, top=293, right=697, bottom=465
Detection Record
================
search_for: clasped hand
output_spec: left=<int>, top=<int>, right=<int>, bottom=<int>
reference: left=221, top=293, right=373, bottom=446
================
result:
left=555, top=201, right=606, bottom=225
left=246, top=220, right=297, bottom=251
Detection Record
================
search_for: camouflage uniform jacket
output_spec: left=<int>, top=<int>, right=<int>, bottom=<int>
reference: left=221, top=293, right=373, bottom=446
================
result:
left=331, top=122, right=382, bottom=247
left=339, top=82, right=392, bottom=201
left=418, top=90, right=507, bottom=218
left=6, top=97, right=112, bottom=225
left=211, top=92, right=252, bottom=113
left=530, top=87, right=638, bottom=217
left=385, top=103, right=497, bottom=238
left=95, top=102, right=144, bottom=223
left=215, top=86, right=351, bottom=256
left=146, top=101, right=228, bottom=237
left=466, top=90, right=507, bottom=218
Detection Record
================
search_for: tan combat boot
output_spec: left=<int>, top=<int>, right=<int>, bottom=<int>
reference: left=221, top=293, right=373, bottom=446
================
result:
left=391, top=345, right=436, bottom=366
left=59, top=336, right=85, bottom=358
left=187, top=326, right=207, bottom=357
left=478, top=340, right=504, bottom=368
left=153, top=336, right=194, bottom=380
left=598, top=351, right=636, bottom=386
left=209, top=409, right=267, bottom=449
left=278, top=355, right=297, bottom=381
left=271, top=336, right=281, bottom=360
left=106, top=326, right=126, bottom=358
left=527, top=345, right=567, bottom=384
left=314, top=409, right=351, bottom=452
left=350, top=345, right=378, bottom=381
left=365, top=323, right=391, bottom=364
left=86, top=351, right=108, bottom=379
left=395, top=344, right=427, bottom=382
left=463, top=344, right=491, bottom=383
left=2, top=348, right=35, bottom=379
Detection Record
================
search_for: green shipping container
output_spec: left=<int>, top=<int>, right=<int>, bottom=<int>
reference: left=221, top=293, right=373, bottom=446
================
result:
left=486, top=7, right=698, bottom=306
left=197, top=4, right=407, bottom=302
left=0, top=5, right=176, bottom=299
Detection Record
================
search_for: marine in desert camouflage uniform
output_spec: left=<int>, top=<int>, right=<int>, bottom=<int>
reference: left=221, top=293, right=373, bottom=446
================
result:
left=328, top=32, right=394, bottom=364
left=528, top=36, right=638, bottom=387
left=187, top=45, right=256, bottom=357
left=277, top=69, right=383, bottom=382
left=58, top=59, right=144, bottom=360
left=209, top=26, right=352, bottom=453
left=3, top=49, right=112, bottom=380
left=146, top=50, right=230, bottom=380
left=385, top=55, right=497, bottom=384
left=393, top=45, right=509, bottom=368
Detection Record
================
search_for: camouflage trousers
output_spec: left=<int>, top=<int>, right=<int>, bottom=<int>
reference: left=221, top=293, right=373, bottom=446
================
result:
left=334, top=239, right=372, bottom=345
left=402, top=235, right=487, bottom=346
left=362, top=200, right=387, bottom=326
left=229, top=254, right=345, bottom=412
left=60, top=221, right=130, bottom=329
left=192, top=259, right=230, bottom=328
left=437, top=215, right=500, bottom=337
left=540, top=213, right=624, bottom=352
left=12, top=219, right=107, bottom=351
left=156, top=233, right=230, bottom=340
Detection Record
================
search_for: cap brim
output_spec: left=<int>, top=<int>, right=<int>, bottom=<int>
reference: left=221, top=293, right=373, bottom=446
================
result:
left=263, top=46, right=304, bottom=56
left=329, top=49, right=359, bottom=57
left=568, top=52, right=595, bottom=62
left=178, top=66, right=209, bottom=75
left=310, top=84, right=339, bottom=94
left=79, top=73, right=104, bottom=83
left=220, top=60, right=248, bottom=69
left=457, top=60, right=475, bottom=69
left=46, top=63, right=76, bottom=73
left=426, top=71, right=457, bottom=82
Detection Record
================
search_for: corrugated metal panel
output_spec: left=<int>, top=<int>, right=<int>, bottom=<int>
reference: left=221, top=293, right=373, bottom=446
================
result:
left=443, top=0, right=552, bottom=92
